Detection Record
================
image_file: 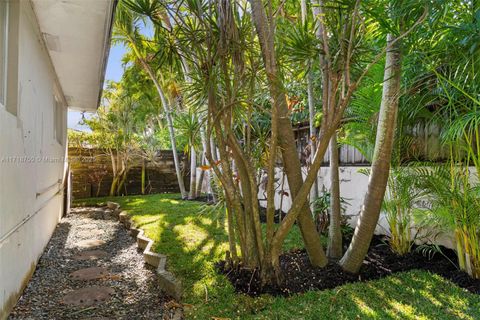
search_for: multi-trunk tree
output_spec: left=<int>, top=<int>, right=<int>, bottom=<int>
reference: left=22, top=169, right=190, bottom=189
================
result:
left=118, top=0, right=428, bottom=284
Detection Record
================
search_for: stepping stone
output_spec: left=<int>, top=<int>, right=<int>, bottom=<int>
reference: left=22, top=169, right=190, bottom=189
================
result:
left=70, top=267, right=109, bottom=280
left=77, top=229, right=105, bottom=238
left=73, top=250, right=108, bottom=261
left=77, top=239, right=106, bottom=248
left=78, top=223, right=98, bottom=229
left=62, top=286, right=114, bottom=306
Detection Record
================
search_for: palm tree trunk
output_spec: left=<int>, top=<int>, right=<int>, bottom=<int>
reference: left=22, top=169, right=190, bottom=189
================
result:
left=162, top=11, right=206, bottom=200
left=339, top=34, right=402, bottom=273
left=196, top=154, right=205, bottom=197
left=209, top=137, right=218, bottom=203
left=141, top=61, right=188, bottom=199
left=188, top=144, right=197, bottom=199
left=327, top=133, right=342, bottom=259
left=198, top=121, right=211, bottom=198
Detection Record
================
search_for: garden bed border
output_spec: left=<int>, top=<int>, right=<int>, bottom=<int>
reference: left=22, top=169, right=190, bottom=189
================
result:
left=106, top=201, right=183, bottom=302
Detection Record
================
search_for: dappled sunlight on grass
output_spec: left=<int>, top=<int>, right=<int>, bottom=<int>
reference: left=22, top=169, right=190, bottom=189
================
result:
left=160, top=198, right=180, bottom=204
left=251, top=270, right=480, bottom=320
left=123, top=197, right=147, bottom=206
left=388, top=300, right=423, bottom=320
left=350, top=293, right=378, bottom=318
left=73, top=195, right=480, bottom=319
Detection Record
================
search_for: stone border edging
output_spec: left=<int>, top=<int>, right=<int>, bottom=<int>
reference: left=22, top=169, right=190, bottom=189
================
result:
left=106, top=201, right=183, bottom=303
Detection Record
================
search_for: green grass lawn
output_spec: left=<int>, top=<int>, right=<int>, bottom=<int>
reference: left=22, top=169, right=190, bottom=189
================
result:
left=74, top=194, right=480, bottom=319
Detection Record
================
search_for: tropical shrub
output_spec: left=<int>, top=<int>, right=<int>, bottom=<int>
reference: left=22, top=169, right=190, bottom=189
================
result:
left=416, top=165, right=480, bottom=279
left=383, top=167, right=422, bottom=255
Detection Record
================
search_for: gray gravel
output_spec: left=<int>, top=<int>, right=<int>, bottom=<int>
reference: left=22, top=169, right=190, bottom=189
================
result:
left=9, top=207, right=177, bottom=320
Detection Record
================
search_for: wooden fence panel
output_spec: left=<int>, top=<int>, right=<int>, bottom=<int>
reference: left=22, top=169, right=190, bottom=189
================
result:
left=69, top=147, right=189, bottom=199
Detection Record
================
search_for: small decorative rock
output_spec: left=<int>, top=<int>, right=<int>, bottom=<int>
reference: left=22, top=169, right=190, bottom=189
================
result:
left=62, top=286, right=114, bottom=306
left=69, top=267, right=110, bottom=281
left=107, top=201, right=120, bottom=211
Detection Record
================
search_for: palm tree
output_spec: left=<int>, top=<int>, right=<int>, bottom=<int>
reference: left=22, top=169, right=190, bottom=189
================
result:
left=339, top=33, right=403, bottom=273
left=416, top=165, right=480, bottom=279
left=113, top=3, right=188, bottom=198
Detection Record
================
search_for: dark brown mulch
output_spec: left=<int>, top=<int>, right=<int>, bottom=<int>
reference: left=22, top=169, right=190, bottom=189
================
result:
left=217, top=235, right=480, bottom=297
left=258, top=207, right=288, bottom=223
left=175, top=195, right=215, bottom=204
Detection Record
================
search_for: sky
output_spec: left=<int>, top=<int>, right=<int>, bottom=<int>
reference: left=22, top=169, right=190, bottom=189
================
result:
left=67, top=43, right=126, bottom=131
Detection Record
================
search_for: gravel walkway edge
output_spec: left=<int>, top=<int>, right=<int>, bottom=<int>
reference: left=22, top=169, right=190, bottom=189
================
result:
left=107, top=201, right=184, bottom=320
left=9, top=204, right=182, bottom=320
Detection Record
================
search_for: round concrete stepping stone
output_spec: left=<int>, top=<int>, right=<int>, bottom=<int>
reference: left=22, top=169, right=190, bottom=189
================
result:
left=69, top=267, right=109, bottom=280
left=77, top=239, right=106, bottom=248
left=62, top=286, right=114, bottom=306
left=73, top=250, right=108, bottom=261
left=77, top=229, right=105, bottom=238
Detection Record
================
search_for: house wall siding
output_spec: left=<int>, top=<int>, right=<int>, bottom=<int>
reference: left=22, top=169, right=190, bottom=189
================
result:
left=0, top=2, right=67, bottom=318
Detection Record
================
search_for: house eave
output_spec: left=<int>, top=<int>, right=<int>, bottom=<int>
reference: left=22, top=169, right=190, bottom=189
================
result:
left=31, top=0, right=117, bottom=111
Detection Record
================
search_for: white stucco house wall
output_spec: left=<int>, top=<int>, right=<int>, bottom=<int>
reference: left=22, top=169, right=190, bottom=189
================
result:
left=0, top=1, right=115, bottom=318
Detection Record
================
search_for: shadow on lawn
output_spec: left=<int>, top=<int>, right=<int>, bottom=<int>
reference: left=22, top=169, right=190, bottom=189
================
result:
left=257, top=271, right=480, bottom=320
left=117, top=194, right=231, bottom=301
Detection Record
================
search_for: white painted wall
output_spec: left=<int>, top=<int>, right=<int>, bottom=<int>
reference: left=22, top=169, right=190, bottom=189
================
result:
left=198, top=164, right=457, bottom=249
left=256, top=166, right=375, bottom=229
left=0, top=3, right=67, bottom=318
left=255, top=166, right=457, bottom=249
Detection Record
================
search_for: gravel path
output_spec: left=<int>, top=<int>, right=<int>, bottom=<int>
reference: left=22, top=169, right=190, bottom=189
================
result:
left=9, top=207, right=177, bottom=320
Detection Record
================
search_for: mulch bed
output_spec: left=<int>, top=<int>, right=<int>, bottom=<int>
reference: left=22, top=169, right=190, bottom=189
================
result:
left=217, top=235, right=480, bottom=297
left=258, top=207, right=288, bottom=224
left=175, top=195, right=215, bottom=204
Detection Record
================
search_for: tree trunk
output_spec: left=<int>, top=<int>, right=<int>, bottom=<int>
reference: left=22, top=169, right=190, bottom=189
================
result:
left=153, top=75, right=187, bottom=199
left=116, top=158, right=128, bottom=196
left=249, top=0, right=328, bottom=269
left=110, top=177, right=118, bottom=197
left=188, top=145, right=197, bottom=199
left=136, top=54, right=187, bottom=199
left=198, top=123, right=210, bottom=198
left=327, top=133, right=342, bottom=259
left=339, top=34, right=402, bottom=273
left=226, top=201, right=238, bottom=263
left=301, top=0, right=319, bottom=210
left=141, top=159, right=146, bottom=195
left=209, top=137, right=218, bottom=203
left=196, top=154, right=205, bottom=197
left=307, top=71, right=319, bottom=209
left=109, top=150, right=118, bottom=196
